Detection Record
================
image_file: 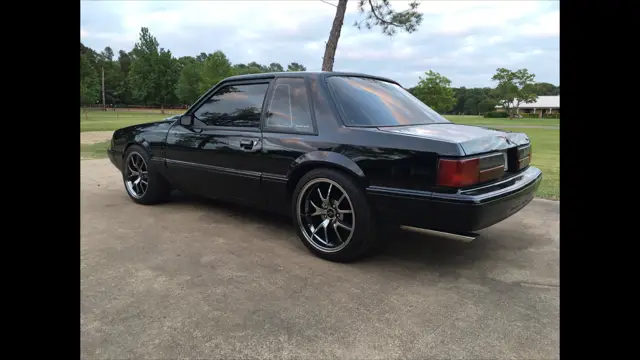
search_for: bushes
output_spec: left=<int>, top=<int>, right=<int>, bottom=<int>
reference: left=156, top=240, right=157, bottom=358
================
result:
left=484, top=111, right=509, bottom=118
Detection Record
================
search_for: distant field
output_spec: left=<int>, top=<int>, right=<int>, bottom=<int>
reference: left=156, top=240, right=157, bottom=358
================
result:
left=80, top=111, right=559, bottom=199
left=499, top=127, right=559, bottom=200
left=81, top=140, right=111, bottom=159
left=80, top=111, right=560, bottom=132
left=446, top=115, right=559, bottom=127
left=80, top=109, right=182, bottom=132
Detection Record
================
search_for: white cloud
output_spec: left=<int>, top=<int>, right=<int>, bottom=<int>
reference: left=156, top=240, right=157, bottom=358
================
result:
left=516, top=10, right=560, bottom=37
left=80, top=0, right=560, bottom=88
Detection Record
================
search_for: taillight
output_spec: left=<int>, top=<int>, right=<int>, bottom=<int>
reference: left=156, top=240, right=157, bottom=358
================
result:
left=437, top=153, right=506, bottom=188
left=517, top=145, right=532, bottom=169
left=437, top=158, right=479, bottom=187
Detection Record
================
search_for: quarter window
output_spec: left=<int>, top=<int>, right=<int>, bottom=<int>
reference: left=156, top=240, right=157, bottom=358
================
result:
left=193, top=83, right=269, bottom=128
left=264, top=78, right=314, bottom=134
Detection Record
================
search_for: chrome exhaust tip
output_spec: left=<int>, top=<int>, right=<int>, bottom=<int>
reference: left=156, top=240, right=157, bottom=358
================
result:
left=399, top=225, right=479, bottom=243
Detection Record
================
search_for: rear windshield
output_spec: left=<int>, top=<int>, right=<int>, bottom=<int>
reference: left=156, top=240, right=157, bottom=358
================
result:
left=327, top=76, right=450, bottom=127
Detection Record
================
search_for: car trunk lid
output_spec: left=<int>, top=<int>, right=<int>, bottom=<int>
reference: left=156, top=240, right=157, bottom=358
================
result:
left=376, top=123, right=530, bottom=156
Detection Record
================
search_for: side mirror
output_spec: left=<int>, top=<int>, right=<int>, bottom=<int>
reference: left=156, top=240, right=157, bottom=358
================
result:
left=179, top=114, right=193, bottom=126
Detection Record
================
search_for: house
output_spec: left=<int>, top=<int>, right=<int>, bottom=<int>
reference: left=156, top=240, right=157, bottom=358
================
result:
left=495, top=95, right=560, bottom=116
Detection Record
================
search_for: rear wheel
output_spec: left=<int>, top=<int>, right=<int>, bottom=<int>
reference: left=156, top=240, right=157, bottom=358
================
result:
left=122, top=145, right=171, bottom=205
left=292, top=168, right=377, bottom=262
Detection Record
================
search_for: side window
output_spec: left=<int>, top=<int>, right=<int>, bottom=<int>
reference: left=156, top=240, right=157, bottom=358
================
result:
left=193, top=83, right=269, bottom=128
left=264, top=78, right=314, bottom=134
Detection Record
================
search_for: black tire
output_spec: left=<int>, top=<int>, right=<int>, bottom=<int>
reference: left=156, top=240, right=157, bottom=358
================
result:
left=291, top=168, right=378, bottom=262
left=122, top=145, right=171, bottom=205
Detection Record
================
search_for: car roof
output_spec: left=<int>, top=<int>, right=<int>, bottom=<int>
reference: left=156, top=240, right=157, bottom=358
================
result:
left=221, top=71, right=401, bottom=86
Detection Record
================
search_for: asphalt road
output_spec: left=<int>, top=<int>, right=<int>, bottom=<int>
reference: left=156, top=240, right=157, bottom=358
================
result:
left=81, top=159, right=559, bottom=359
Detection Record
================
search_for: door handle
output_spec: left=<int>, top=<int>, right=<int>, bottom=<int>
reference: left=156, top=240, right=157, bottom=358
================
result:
left=240, top=139, right=255, bottom=149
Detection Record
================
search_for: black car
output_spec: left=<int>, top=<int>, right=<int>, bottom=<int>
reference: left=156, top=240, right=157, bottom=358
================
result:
left=107, top=71, right=541, bottom=262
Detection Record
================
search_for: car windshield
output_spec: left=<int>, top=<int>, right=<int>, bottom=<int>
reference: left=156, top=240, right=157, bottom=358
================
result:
left=327, top=76, right=450, bottom=127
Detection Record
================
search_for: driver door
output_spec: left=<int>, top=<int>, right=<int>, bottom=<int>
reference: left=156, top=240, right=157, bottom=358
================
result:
left=163, top=80, right=271, bottom=206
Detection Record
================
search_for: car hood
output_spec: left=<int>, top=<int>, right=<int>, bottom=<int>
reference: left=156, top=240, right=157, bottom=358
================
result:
left=377, top=123, right=530, bottom=156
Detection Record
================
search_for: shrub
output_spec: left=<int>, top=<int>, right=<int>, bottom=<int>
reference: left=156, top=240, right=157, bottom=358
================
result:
left=484, top=111, right=509, bottom=118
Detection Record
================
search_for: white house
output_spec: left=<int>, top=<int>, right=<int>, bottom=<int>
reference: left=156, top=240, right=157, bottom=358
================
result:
left=495, top=95, right=560, bottom=116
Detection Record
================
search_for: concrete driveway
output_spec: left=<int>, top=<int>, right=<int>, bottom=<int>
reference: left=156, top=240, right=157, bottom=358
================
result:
left=81, top=159, right=559, bottom=359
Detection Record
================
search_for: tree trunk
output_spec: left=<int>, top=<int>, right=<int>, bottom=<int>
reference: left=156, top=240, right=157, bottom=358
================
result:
left=322, top=0, right=348, bottom=72
left=161, top=104, right=165, bottom=115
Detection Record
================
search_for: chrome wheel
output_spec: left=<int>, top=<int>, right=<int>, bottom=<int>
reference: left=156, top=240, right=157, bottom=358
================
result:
left=124, top=152, right=148, bottom=199
left=297, top=178, right=355, bottom=253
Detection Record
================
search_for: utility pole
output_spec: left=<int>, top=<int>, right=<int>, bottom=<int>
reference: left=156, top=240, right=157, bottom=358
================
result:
left=101, top=66, right=106, bottom=111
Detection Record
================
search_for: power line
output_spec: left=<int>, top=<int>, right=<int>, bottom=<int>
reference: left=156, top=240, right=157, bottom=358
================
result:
left=320, top=0, right=337, bottom=7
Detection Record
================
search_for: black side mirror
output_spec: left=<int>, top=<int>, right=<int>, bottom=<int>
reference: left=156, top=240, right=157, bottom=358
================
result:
left=179, top=114, right=194, bottom=126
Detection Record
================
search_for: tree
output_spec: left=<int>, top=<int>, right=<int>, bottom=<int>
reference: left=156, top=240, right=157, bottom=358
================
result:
left=127, top=27, right=179, bottom=112
left=80, top=54, right=100, bottom=104
left=267, top=62, right=284, bottom=72
left=101, top=46, right=114, bottom=61
left=198, top=50, right=232, bottom=93
left=412, top=70, right=456, bottom=113
left=491, top=68, right=537, bottom=117
left=287, top=62, right=307, bottom=71
left=155, top=48, right=180, bottom=110
left=477, top=98, right=498, bottom=114
left=322, top=0, right=423, bottom=71
left=532, top=82, right=560, bottom=96
left=176, top=59, right=202, bottom=104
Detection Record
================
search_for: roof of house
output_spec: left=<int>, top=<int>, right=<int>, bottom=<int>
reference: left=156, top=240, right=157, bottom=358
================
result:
left=495, top=95, right=560, bottom=109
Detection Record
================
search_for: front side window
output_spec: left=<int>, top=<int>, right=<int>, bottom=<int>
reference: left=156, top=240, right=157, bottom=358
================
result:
left=193, top=83, right=270, bottom=128
left=264, top=78, right=314, bottom=134
left=327, top=76, right=451, bottom=127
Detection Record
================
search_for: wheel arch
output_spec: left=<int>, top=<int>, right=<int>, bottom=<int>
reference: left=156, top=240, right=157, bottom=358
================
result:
left=122, top=139, right=153, bottom=159
left=286, top=151, right=368, bottom=197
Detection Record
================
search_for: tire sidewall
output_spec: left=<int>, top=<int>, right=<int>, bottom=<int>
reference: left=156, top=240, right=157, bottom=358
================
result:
left=122, top=145, right=167, bottom=205
left=291, top=168, right=375, bottom=262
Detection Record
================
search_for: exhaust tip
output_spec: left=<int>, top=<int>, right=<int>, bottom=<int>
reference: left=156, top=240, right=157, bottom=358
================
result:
left=399, top=225, right=479, bottom=243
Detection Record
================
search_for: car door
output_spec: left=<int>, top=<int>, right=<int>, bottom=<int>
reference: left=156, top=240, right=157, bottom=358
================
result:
left=259, top=76, right=320, bottom=214
left=163, top=80, right=271, bottom=207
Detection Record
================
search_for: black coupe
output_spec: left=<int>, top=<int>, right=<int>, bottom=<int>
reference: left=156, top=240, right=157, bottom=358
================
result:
left=107, top=72, right=542, bottom=262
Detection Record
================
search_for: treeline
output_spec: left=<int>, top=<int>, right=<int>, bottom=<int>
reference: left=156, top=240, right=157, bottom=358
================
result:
left=80, top=27, right=307, bottom=108
left=408, top=81, right=559, bottom=116
left=80, top=27, right=559, bottom=115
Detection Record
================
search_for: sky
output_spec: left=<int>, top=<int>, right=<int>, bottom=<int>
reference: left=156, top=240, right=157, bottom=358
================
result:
left=80, top=0, right=559, bottom=88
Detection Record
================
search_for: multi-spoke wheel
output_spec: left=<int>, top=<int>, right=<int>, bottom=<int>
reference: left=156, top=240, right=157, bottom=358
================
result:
left=292, top=168, right=377, bottom=262
left=125, top=152, right=149, bottom=199
left=122, top=145, right=171, bottom=205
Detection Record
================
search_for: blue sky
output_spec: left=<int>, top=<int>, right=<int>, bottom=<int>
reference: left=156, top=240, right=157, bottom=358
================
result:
left=80, top=0, right=559, bottom=88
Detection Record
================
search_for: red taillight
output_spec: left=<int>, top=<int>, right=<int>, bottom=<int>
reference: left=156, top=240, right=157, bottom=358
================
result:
left=437, top=158, right=480, bottom=187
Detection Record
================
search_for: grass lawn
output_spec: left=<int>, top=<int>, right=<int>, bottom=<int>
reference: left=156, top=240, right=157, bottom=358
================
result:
left=81, top=111, right=560, bottom=132
left=499, top=127, right=559, bottom=200
left=80, top=110, right=181, bottom=132
left=81, top=140, right=111, bottom=159
left=80, top=112, right=559, bottom=200
left=446, top=115, right=559, bottom=127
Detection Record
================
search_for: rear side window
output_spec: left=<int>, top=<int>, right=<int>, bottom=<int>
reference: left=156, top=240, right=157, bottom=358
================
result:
left=193, top=83, right=269, bottom=128
left=264, top=78, right=314, bottom=134
left=327, top=76, right=450, bottom=127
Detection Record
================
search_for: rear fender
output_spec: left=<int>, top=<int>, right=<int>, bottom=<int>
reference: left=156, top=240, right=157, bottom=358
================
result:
left=287, top=151, right=368, bottom=191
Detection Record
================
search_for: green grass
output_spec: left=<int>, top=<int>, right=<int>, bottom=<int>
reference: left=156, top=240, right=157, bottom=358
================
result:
left=446, top=115, right=559, bottom=127
left=81, top=111, right=560, bottom=132
left=499, top=127, right=559, bottom=200
left=81, top=140, right=111, bottom=159
left=80, top=110, right=181, bottom=132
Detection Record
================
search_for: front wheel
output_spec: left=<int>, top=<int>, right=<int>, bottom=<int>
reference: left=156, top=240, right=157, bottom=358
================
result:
left=292, top=168, right=377, bottom=262
left=122, top=145, right=171, bottom=205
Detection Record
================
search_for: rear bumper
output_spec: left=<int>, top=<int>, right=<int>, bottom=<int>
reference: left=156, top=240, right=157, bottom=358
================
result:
left=367, top=166, right=542, bottom=233
left=107, top=148, right=123, bottom=171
